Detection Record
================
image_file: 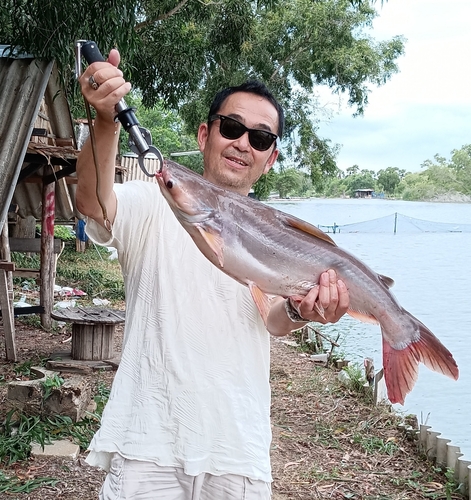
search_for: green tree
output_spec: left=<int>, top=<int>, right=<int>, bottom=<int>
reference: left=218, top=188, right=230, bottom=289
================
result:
left=346, top=165, right=360, bottom=176
left=323, top=177, right=348, bottom=198
left=1, top=0, right=404, bottom=181
left=253, top=168, right=276, bottom=200
left=275, top=168, right=304, bottom=198
left=122, top=93, right=203, bottom=172
left=419, top=146, right=471, bottom=197
left=449, top=144, right=471, bottom=194
left=343, top=169, right=376, bottom=197
left=400, top=172, right=436, bottom=201
left=376, top=167, right=401, bottom=194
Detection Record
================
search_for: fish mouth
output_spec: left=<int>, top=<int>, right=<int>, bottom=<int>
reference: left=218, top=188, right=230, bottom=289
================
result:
left=156, top=161, right=170, bottom=186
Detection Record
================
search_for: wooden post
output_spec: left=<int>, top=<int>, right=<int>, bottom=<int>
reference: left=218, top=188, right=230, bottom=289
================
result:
left=0, top=261, right=17, bottom=361
left=40, top=180, right=55, bottom=329
left=0, top=222, right=13, bottom=305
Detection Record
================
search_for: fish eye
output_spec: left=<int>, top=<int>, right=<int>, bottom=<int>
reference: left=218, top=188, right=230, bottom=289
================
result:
left=166, top=180, right=173, bottom=189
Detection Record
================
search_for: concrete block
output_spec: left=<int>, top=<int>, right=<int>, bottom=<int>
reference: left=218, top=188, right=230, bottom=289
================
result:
left=31, top=440, right=80, bottom=459
left=7, top=366, right=92, bottom=422
left=43, top=376, right=92, bottom=422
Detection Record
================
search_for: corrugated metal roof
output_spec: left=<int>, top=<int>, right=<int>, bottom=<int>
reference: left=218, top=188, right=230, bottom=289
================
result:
left=0, top=49, right=79, bottom=226
left=121, top=153, right=162, bottom=182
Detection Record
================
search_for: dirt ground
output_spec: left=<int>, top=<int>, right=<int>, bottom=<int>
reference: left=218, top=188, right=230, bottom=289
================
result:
left=0, top=321, right=460, bottom=500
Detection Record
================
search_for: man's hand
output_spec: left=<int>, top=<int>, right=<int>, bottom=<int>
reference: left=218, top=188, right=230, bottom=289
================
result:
left=267, top=269, right=349, bottom=336
left=78, top=49, right=131, bottom=123
left=293, top=269, right=349, bottom=324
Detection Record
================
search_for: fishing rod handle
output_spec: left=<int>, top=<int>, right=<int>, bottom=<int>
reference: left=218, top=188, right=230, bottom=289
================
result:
left=80, top=41, right=105, bottom=64
left=80, top=41, right=149, bottom=154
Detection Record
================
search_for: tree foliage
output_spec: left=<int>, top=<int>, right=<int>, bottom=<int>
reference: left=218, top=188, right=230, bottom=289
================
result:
left=275, top=169, right=304, bottom=199
left=376, top=166, right=404, bottom=194
left=315, top=144, right=471, bottom=201
left=122, top=93, right=203, bottom=171
left=1, top=0, right=404, bottom=183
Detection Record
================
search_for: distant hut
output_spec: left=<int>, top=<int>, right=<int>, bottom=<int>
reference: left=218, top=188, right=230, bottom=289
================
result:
left=354, top=188, right=374, bottom=199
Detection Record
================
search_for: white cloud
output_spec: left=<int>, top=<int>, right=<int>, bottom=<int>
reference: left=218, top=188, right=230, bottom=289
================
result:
left=317, top=0, right=471, bottom=173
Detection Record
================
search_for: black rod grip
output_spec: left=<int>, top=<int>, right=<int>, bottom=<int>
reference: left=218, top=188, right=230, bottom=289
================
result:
left=81, top=41, right=105, bottom=64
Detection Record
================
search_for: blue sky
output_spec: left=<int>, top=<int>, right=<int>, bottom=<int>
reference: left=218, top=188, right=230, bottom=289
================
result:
left=316, top=0, right=471, bottom=174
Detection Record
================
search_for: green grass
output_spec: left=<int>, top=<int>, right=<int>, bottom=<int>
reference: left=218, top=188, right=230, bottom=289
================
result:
left=41, top=374, right=65, bottom=400
left=4, top=236, right=119, bottom=494
left=55, top=245, right=124, bottom=301
left=11, top=242, right=125, bottom=303
left=352, top=435, right=398, bottom=455
left=0, top=380, right=111, bottom=467
left=0, top=470, right=58, bottom=494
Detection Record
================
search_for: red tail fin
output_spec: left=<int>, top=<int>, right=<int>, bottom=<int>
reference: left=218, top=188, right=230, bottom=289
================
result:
left=381, top=317, right=459, bottom=405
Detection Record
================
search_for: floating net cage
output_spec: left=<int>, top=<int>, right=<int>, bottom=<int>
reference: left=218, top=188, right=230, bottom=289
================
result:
left=318, top=213, right=471, bottom=234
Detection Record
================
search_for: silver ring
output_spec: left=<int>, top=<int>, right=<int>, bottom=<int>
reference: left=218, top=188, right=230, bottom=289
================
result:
left=88, top=74, right=100, bottom=90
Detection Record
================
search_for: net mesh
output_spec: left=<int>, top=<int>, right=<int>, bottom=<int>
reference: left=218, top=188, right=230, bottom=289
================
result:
left=317, top=213, right=471, bottom=234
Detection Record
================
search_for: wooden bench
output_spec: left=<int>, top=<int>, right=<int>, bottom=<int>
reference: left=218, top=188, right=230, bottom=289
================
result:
left=9, top=237, right=64, bottom=279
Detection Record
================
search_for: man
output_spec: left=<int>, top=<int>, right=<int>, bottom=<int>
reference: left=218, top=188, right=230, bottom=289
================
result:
left=76, top=49, right=349, bottom=500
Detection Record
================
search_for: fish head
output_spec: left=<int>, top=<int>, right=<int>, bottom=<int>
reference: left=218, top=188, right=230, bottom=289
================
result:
left=156, top=160, right=213, bottom=224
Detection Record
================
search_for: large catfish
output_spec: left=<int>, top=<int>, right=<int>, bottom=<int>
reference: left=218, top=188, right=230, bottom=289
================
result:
left=155, top=160, right=459, bottom=404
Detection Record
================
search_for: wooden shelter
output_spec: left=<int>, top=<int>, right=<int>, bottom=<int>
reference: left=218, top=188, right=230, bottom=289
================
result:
left=0, top=45, right=81, bottom=360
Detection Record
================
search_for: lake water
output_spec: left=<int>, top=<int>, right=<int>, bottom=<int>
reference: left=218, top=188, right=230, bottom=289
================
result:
left=268, top=198, right=471, bottom=458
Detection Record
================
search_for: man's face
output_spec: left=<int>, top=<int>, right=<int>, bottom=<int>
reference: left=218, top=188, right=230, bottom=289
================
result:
left=198, top=92, right=279, bottom=195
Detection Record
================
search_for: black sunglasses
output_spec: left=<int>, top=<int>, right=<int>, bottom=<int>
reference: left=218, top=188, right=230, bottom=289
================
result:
left=209, top=114, right=278, bottom=152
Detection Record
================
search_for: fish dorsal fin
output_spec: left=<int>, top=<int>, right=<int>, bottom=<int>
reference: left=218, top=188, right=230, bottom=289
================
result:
left=284, top=215, right=337, bottom=246
left=248, top=281, right=270, bottom=327
left=378, top=274, right=394, bottom=288
left=196, top=225, right=225, bottom=268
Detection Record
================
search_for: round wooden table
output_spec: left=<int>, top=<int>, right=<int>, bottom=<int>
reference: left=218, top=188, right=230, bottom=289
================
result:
left=51, top=307, right=125, bottom=361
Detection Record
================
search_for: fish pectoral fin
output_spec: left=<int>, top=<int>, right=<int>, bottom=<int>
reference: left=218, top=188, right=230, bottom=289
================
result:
left=378, top=274, right=395, bottom=288
left=283, top=215, right=337, bottom=246
left=195, top=225, right=224, bottom=267
left=347, top=309, right=379, bottom=325
left=248, top=282, right=270, bottom=327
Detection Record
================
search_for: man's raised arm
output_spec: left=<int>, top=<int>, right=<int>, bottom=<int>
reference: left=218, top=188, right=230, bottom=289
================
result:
left=75, top=49, right=131, bottom=228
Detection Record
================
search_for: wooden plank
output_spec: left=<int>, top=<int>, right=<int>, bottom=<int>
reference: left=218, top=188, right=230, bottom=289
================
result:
left=71, top=323, right=114, bottom=361
left=0, top=269, right=17, bottom=361
left=13, top=305, right=45, bottom=316
left=9, top=237, right=62, bottom=254
left=50, top=307, right=125, bottom=324
left=0, top=305, right=45, bottom=318
left=0, top=261, right=15, bottom=272
left=12, top=268, right=40, bottom=279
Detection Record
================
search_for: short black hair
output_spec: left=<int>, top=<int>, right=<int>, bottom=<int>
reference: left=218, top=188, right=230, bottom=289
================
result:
left=208, top=80, right=285, bottom=140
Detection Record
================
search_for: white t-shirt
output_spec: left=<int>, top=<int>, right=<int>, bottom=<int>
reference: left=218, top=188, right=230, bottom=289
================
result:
left=84, top=180, right=272, bottom=482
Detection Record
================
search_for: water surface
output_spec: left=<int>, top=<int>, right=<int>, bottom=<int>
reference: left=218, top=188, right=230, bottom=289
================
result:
left=268, top=198, right=471, bottom=457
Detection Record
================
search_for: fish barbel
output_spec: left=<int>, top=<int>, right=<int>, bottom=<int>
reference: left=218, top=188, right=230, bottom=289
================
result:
left=156, top=160, right=459, bottom=404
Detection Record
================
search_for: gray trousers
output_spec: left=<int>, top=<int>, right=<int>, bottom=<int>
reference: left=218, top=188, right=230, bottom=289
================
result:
left=99, top=453, right=272, bottom=500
